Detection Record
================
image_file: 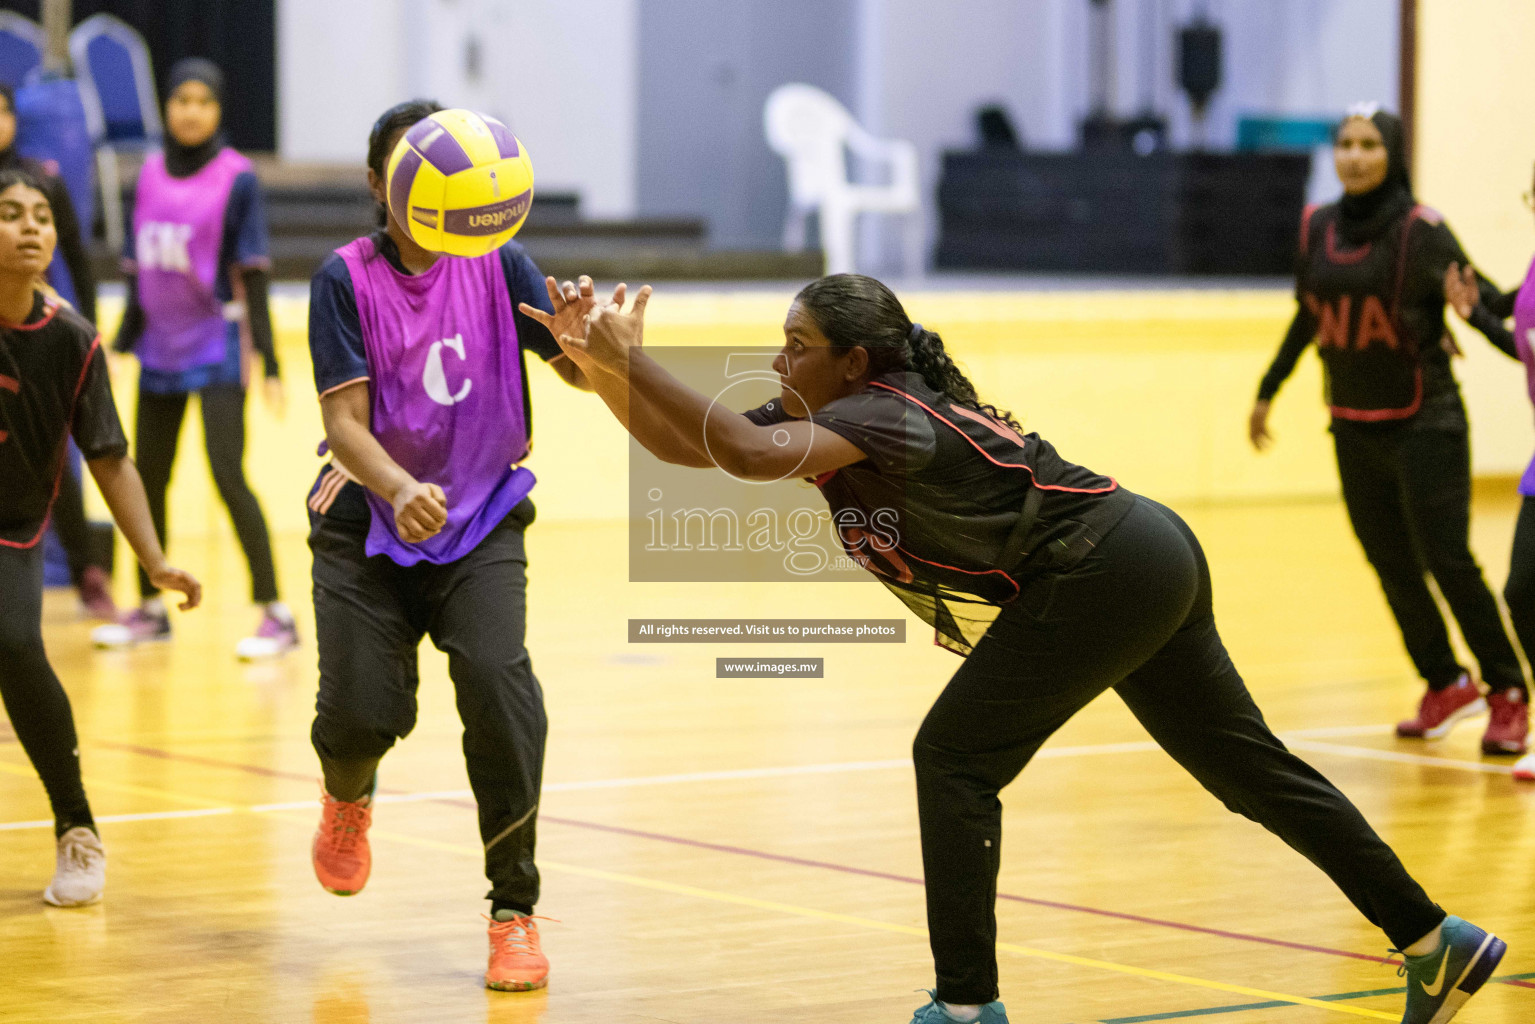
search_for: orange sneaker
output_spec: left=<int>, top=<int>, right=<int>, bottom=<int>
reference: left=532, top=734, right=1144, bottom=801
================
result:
left=484, top=913, right=551, bottom=991
left=312, top=787, right=372, bottom=896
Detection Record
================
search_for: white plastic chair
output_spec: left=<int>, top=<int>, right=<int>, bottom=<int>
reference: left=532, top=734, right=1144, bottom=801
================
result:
left=69, top=14, right=163, bottom=254
left=764, top=83, right=921, bottom=276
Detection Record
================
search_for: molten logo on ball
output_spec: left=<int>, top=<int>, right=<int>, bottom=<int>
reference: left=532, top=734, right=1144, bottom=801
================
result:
left=450, top=191, right=533, bottom=235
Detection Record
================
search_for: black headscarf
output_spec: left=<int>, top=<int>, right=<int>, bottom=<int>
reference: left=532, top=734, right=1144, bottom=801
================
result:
left=1335, top=107, right=1415, bottom=246
left=163, top=57, right=227, bottom=178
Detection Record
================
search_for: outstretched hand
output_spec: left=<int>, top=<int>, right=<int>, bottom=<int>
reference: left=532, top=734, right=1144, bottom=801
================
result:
left=1443, top=261, right=1479, bottom=321
left=519, top=276, right=615, bottom=368
left=561, top=284, right=652, bottom=373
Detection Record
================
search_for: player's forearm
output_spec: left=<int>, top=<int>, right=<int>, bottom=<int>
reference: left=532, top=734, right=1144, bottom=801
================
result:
left=587, top=356, right=720, bottom=468
left=324, top=416, right=419, bottom=504
left=622, top=350, right=765, bottom=473
left=87, top=455, right=169, bottom=573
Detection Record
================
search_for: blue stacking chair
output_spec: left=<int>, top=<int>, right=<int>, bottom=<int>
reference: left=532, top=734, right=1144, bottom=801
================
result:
left=0, top=12, right=46, bottom=90
left=68, top=13, right=162, bottom=253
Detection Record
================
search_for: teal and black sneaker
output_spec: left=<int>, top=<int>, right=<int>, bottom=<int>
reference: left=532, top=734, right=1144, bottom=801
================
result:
left=908, top=991, right=1009, bottom=1024
left=1397, top=915, right=1506, bottom=1024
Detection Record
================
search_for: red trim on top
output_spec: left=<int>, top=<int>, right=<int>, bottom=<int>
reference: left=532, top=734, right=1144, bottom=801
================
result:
left=866, top=381, right=1118, bottom=494
left=1329, top=367, right=1423, bottom=422
left=0, top=334, right=106, bottom=551
left=811, top=469, right=838, bottom=486
left=948, top=403, right=1028, bottom=448
left=1324, top=223, right=1371, bottom=265
left=0, top=298, right=59, bottom=332
left=1299, top=204, right=1320, bottom=259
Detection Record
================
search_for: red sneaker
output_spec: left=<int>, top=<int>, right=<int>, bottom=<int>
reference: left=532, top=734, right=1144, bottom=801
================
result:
left=1396, top=674, right=1487, bottom=739
left=485, top=913, right=551, bottom=991
left=1482, top=688, right=1530, bottom=754
left=1514, top=753, right=1535, bottom=781
left=312, top=787, right=372, bottom=896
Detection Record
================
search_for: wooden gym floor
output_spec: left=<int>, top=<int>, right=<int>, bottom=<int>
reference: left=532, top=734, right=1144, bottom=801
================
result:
left=1, top=289, right=1532, bottom=1023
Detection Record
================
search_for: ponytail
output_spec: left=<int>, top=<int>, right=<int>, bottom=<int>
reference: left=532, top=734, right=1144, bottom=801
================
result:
left=794, top=274, right=1022, bottom=430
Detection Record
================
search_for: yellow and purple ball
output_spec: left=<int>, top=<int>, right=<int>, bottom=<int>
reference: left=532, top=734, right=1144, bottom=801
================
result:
left=385, top=109, right=534, bottom=257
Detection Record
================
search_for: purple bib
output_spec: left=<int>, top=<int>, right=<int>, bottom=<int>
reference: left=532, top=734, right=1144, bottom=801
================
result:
left=1514, top=256, right=1535, bottom=495
left=337, top=237, right=535, bottom=565
left=132, top=148, right=248, bottom=373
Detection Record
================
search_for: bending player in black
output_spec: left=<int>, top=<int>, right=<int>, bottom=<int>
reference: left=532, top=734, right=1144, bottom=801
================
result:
left=1249, top=106, right=1528, bottom=754
left=0, top=168, right=201, bottom=907
left=529, top=272, right=1506, bottom=1024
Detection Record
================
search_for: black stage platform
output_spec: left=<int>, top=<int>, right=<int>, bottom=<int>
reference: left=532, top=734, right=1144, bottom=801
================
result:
left=936, top=151, right=1311, bottom=276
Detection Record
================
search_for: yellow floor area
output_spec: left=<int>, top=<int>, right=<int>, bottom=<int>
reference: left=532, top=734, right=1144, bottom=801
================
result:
left=3, top=290, right=1533, bottom=1023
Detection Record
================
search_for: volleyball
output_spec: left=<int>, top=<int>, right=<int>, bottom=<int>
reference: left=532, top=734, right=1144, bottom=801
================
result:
left=385, top=109, right=534, bottom=257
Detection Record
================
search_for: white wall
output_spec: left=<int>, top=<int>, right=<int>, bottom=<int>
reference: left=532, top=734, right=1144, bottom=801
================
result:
left=277, top=0, right=638, bottom=218
left=847, top=0, right=1398, bottom=272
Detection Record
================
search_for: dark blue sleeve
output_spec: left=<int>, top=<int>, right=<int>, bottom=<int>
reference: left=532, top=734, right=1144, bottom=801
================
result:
left=498, top=241, right=562, bottom=362
left=222, top=171, right=271, bottom=268
left=309, top=254, right=370, bottom=396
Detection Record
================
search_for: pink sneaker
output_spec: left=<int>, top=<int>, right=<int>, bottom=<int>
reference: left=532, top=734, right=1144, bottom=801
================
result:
left=76, top=566, right=117, bottom=621
left=236, top=609, right=299, bottom=661
left=91, top=604, right=171, bottom=649
left=1396, top=674, right=1486, bottom=739
left=1482, top=688, right=1529, bottom=755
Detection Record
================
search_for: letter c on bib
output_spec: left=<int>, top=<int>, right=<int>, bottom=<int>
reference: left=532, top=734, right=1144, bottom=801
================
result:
left=424, top=333, right=473, bottom=406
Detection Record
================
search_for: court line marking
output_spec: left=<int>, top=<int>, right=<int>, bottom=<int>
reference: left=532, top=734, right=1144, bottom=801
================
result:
left=1285, top=739, right=1518, bottom=776
left=337, top=823, right=1399, bottom=1022
left=1097, top=973, right=1535, bottom=1024
left=4, top=732, right=1527, bottom=973
left=0, top=759, right=232, bottom=809
left=8, top=788, right=1529, bottom=992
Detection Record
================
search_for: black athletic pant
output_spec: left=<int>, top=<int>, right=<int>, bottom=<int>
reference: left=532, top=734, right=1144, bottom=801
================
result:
left=914, top=495, right=1445, bottom=1006
left=1333, top=425, right=1525, bottom=693
left=309, top=499, right=547, bottom=913
left=135, top=384, right=278, bottom=603
left=0, top=543, right=94, bottom=836
left=1502, top=495, right=1535, bottom=672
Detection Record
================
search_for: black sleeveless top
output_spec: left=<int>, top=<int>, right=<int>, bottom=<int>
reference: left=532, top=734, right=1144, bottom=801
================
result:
left=1260, top=202, right=1503, bottom=431
left=747, top=370, right=1135, bottom=653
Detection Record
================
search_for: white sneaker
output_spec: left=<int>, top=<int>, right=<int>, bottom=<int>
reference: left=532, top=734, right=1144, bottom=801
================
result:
left=235, top=607, right=300, bottom=661
left=1514, top=753, right=1535, bottom=781
left=43, top=826, right=106, bottom=907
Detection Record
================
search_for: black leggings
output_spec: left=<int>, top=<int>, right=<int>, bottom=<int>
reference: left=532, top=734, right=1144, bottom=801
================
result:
left=914, top=495, right=1445, bottom=1005
left=0, top=543, right=94, bottom=836
left=1334, top=425, right=1525, bottom=692
left=309, top=500, right=547, bottom=913
left=1502, top=495, right=1535, bottom=671
left=135, top=384, right=278, bottom=603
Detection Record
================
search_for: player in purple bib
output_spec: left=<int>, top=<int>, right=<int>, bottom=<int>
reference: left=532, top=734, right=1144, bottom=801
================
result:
left=1445, top=157, right=1535, bottom=772
left=93, top=59, right=295, bottom=660
left=303, top=100, right=593, bottom=994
